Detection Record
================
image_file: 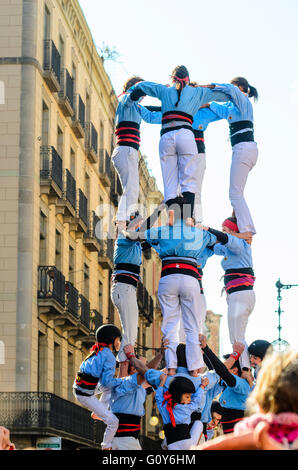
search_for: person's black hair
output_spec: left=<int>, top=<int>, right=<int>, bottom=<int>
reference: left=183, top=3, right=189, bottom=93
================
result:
left=223, top=353, right=241, bottom=376
left=168, top=376, right=195, bottom=404
left=231, top=76, right=258, bottom=101
left=123, top=76, right=144, bottom=93
left=171, top=65, right=189, bottom=106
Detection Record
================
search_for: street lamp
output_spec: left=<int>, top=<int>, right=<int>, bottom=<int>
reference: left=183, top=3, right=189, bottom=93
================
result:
left=272, top=279, right=298, bottom=351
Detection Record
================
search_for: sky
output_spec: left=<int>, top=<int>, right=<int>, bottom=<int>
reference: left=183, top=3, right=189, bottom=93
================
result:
left=78, top=0, right=298, bottom=355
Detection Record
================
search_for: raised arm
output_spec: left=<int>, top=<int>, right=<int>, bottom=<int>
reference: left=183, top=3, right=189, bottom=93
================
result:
left=130, top=81, right=167, bottom=101
left=211, top=83, right=247, bottom=112
left=209, top=101, right=230, bottom=120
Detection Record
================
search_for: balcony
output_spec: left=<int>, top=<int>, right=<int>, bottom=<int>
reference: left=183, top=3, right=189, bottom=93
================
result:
left=65, top=281, right=79, bottom=320
left=66, top=189, right=88, bottom=237
left=83, top=211, right=101, bottom=252
left=85, top=122, right=98, bottom=164
left=40, top=146, right=63, bottom=202
left=43, top=39, right=61, bottom=92
left=56, top=169, right=77, bottom=218
left=72, top=94, right=85, bottom=139
left=0, top=392, right=105, bottom=449
left=99, top=149, right=112, bottom=187
left=98, top=238, right=114, bottom=270
left=58, top=68, right=74, bottom=118
left=37, top=266, right=66, bottom=317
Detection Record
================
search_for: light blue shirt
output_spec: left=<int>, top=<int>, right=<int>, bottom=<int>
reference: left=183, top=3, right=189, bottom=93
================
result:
left=145, top=221, right=217, bottom=260
left=200, top=382, right=224, bottom=423
left=210, top=83, right=254, bottom=138
left=213, top=234, right=253, bottom=270
left=197, top=246, right=214, bottom=270
left=109, top=373, right=147, bottom=416
left=74, top=347, right=119, bottom=393
left=113, top=234, right=142, bottom=266
left=115, top=92, right=143, bottom=127
left=131, top=82, right=229, bottom=116
left=219, top=374, right=252, bottom=411
left=155, top=384, right=204, bottom=426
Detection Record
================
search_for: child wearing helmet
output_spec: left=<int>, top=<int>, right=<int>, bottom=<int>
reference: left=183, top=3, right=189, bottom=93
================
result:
left=155, top=374, right=208, bottom=450
left=73, top=324, right=122, bottom=450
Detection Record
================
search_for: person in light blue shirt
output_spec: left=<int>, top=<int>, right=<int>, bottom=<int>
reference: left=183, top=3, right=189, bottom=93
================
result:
left=155, top=374, right=207, bottom=450
left=207, top=77, right=259, bottom=235
left=73, top=324, right=122, bottom=449
left=138, top=99, right=222, bottom=223
left=129, top=66, right=229, bottom=219
left=203, top=216, right=255, bottom=370
left=123, top=197, right=217, bottom=376
left=112, top=76, right=145, bottom=230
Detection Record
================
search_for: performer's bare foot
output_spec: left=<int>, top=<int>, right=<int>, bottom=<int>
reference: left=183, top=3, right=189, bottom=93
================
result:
left=168, top=368, right=176, bottom=376
left=185, top=217, right=194, bottom=227
left=91, top=412, right=102, bottom=421
left=190, top=369, right=199, bottom=377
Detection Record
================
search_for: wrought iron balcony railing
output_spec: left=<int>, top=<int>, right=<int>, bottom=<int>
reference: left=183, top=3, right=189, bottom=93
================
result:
left=85, top=122, right=98, bottom=163
left=99, top=149, right=112, bottom=186
left=38, top=266, right=65, bottom=308
left=58, top=68, right=74, bottom=117
left=65, top=169, right=76, bottom=211
left=0, top=392, right=104, bottom=448
left=79, top=294, right=91, bottom=329
left=72, top=94, right=85, bottom=139
left=43, top=39, right=61, bottom=92
left=77, top=189, right=88, bottom=227
left=40, top=146, right=63, bottom=196
left=65, top=281, right=79, bottom=319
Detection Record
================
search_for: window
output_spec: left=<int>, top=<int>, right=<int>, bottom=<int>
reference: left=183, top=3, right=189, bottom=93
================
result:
left=59, top=35, right=65, bottom=68
left=55, top=229, right=62, bottom=270
left=38, top=332, right=48, bottom=392
left=54, top=342, right=62, bottom=396
left=44, top=5, right=51, bottom=41
left=70, top=147, right=76, bottom=177
left=69, top=245, right=75, bottom=285
left=84, top=173, right=90, bottom=212
left=40, top=211, right=47, bottom=265
left=41, top=101, right=49, bottom=146
left=83, top=262, right=89, bottom=299
left=57, top=125, right=63, bottom=157
left=86, top=91, right=90, bottom=123
left=98, top=280, right=103, bottom=313
left=72, top=62, right=77, bottom=95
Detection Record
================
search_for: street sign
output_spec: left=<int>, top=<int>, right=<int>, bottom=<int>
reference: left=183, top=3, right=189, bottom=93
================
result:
left=36, top=436, right=62, bottom=450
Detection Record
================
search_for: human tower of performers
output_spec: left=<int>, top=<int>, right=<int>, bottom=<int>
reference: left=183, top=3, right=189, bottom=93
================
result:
left=73, top=65, right=272, bottom=450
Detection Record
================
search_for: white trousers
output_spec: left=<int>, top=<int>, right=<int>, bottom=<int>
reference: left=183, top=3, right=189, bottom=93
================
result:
left=179, top=291, right=207, bottom=343
left=159, top=128, right=199, bottom=202
left=227, top=290, right=256, bottom=369
left=111, top=145, right=139, bottom=222
left=167, top=421, right=203, bottom=450
left=111, top=282, right=138, bottom=363
left=193, top=153, right=206, bottom=223
left=74, top=393, right=119, bottom=449
left=229, top=141, right=258, bottom=234
left=111, top=436, right=142, bottom=450
left=158, top=274, right=205, bottom=371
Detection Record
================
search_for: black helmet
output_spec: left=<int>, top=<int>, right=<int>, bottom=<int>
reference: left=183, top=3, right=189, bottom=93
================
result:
left=248, top=340, right=271, bottom=360
left=168, top=376, right=195, bottom=403
left=95, top=324, right=122, bottom=345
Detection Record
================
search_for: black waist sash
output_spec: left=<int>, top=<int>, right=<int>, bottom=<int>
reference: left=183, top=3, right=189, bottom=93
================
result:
left=193, top=129, right=205, bottom=153
left=112, top=263, right=140, bottom=288
left=115, top=413, right=141, bottom=438
left=224, top=267, right=255, bottom=294
left=161, top=258, right=199, bottom=280
left=221, top=408, right=245, bottom=434
left=229, top=120, right=254, bottom=147
left=74, top=371, right=99, bottom=393
left=115, top=121, right=140, bottom=150
left=163, top=423, right=191, bottom=445
left=161, top=111, right=193, bottom=136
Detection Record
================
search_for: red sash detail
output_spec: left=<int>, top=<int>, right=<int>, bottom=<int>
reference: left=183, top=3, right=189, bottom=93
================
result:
left=162, top=391, right=177, bottom=427
left=162, top=114, right=193, bottom=124
left=162, top=263, right=198, bottom=274
left=91, top=342, right=108, bottom=355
